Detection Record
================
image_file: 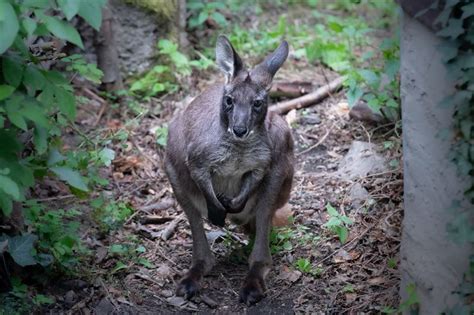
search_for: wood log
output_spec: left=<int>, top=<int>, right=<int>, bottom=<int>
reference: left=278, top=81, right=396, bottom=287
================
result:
left=269, top=81, right=313, bottom=98
left=270, top=76, right=345, bottom=115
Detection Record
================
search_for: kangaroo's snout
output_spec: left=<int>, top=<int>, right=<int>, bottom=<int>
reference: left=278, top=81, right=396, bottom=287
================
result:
left=232, top=126, right=248, bottom=138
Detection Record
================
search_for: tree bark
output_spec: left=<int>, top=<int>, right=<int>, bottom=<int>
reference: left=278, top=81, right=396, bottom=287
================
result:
left=94, top=1, right=123, bottom=92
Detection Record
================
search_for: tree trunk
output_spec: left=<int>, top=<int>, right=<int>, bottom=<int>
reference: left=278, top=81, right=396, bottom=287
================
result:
left=399, top=11, right=472, bottom=314
left=94, top=1, right=123, bottom=92
left=176, top=0, right=189, bottom=50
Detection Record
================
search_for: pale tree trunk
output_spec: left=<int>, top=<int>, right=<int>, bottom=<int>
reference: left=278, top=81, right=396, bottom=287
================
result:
left=399, top=10, right=472, bottom=314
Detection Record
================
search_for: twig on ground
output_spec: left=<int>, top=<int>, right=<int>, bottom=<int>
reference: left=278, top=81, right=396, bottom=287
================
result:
left=161, top=214, right=184, bottom=241
left=296, top=125, right=334, bottom=156
left=270, top=76, right=345, bottom=115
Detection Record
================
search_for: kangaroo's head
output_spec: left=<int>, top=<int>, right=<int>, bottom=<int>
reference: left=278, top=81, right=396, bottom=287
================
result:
left=215, top=35, right=289, bottom=140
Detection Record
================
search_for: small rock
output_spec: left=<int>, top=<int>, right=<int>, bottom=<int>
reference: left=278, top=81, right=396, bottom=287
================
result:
left=349, top=101, right=384, bottom=123
left=200, top=294, right=219, bottom=308
left=337, top=141, right=388, bottom=180
left=64, top=290, right=77, bottom=306
left=286, top=109, right=298, bottom=126
left=301, top=114, right=321, bottom=125
left=349, top=183, right=369, bottom=209
left=166, top=296, right=186, bottom=307
left=94, top=297, right=115, bottom=315
left=161, top=289, right=174, bottom=298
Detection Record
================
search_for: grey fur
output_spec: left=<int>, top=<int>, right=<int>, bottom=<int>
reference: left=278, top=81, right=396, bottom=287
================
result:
left=165, top=35, right=294, bottom=304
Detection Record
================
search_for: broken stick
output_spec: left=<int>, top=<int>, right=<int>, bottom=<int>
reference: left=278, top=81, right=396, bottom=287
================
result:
left=269, top=81, right=313, bottom=98
left=270, top=76, right=345, bottom=115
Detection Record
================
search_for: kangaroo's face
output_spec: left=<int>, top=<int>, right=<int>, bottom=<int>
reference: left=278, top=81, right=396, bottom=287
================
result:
left=221, top=75, right=268, bottom=139
left=215, top=36, right=289, bottom=141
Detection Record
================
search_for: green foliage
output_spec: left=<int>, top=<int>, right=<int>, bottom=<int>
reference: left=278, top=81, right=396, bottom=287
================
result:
left=155, top=124, right=168, bottom=147
left=188, top=1, right=227, bottom=29
left=24, top=201, right=85, bottom=270
left=129, top=39, right=213, bottom=97
left=306, top=4, right=400, bottom=119
left=322, top=203, right=353, bottom=244
left=91, top=198, right=134, bottom=233
left=0, top=0, right=107, bottom=218
left=107, top=243, right=154, bottom=274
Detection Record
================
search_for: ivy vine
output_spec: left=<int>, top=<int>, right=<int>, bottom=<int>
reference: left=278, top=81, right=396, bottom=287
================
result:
left=423, top=0, right=474, bottom=312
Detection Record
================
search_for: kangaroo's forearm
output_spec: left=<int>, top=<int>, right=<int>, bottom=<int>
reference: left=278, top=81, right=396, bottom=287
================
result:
left=235, top=171, right=263, bottom=203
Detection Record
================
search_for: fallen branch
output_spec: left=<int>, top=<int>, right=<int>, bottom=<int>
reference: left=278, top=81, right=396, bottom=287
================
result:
left=140, top=215, right=175, bottom=225
left=161, top=214, right=184, bottom=241
left=269, top=81, right=312, bottom=98
left=270, top=76, right=345, bottom=115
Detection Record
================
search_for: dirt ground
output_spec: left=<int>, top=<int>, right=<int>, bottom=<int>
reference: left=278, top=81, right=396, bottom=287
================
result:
left=35, top=50, right=403, bottom=314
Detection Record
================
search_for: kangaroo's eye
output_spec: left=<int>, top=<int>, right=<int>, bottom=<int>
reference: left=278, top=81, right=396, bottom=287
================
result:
left=253, top=100, right=264, bottom=109
left=225, top=96, right=233, bottom=107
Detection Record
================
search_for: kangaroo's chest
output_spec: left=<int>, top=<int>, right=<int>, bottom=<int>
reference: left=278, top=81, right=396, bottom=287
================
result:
left=210, top=145, right=270, bottom=197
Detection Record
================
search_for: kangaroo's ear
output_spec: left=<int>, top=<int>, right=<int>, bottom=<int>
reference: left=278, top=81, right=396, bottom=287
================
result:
left=216, top=35, right=244, bottom=82
left=251, top=40, right=289, bottom=89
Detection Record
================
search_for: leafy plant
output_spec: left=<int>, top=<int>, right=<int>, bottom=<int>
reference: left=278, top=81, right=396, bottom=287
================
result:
left=155, top=124, right=168, bottom=147
left=91, top=198, right=134, bottom=233
left=270, top=227, right=294, bottom=254
left=294, top=258, right=322, bottom=277
left=187, top=1, right=228, bottom=29
left=23, top=201, right=86, bottom=270
left=129, top=39, right=213, bottom=97
left=322, top=203, right=353, bottom=244
left=305, top=2, right=400, bottom=119
left=0, top=0, right=107, bottom=217
left=295, top=258, right=311, bottom=273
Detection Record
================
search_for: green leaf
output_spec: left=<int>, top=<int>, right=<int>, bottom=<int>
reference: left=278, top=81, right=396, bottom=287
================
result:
left=211, top=11, right=227, bottom=26
left=138, top=258, right=154, bottom=268
left=336, top=226, right=349, bottom=244
left=326, top=203, right=339, bottom=217
left=50, top=166, right=88, bottom=192
left=57, top=0, right=80, bottom=20
left=324, top=216, right=342, bottom=227
left=23, top=65, right=45, bottom=95
left=47, top=148, right=66, bottom=166
left=6, top=110, right=27, bottom=131
left=22, top=17, right=37, bottom=37
left=43, top=15, right=84, bottom=49
left=78, top=0, right=103, bottom=31
left=358, top=69, right=379, bottom=87
left=197, top=11, right=209, bottom=25
left=22, top=0, right=50, bottom=9
left=367, top=98, right=382, bottom=114
left=461, top=3, right=474, bottom=19
left=0, top=85, right=15, bottom=101
left=54, top=86, right=76, bottom=119
left=98, top=148, right=115, bottom=166
left=112, top=261, right=128, bottom=273
left=33, top=125, right=48, bottom=154
left=0, top=3, right=19, bottom=54
left=2, top=56, right=23, bottom=88
left=436, top=18, right=464, bottom=40
left=7, top=234, right=38, bottom=266
left=0, top=175, right=20, bottom=200
left=20, top=102, right=50, bottom=128
left=0, top=191, right=13, bottom=216
left=347, top=86, right=364, bottom=107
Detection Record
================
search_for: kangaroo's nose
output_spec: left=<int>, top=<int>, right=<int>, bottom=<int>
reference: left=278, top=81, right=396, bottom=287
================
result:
left=232, top=126, right=248, bottom=138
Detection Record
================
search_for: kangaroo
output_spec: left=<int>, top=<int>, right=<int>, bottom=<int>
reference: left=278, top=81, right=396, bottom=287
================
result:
left=164, top=35, right=294, bottom=305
